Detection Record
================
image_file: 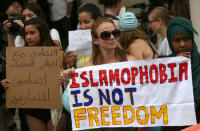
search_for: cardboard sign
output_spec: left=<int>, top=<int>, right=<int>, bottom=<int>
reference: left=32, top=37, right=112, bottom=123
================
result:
left=65, top=57, right=196, bottom=130
left=67, top=30, right=92, bottom=56
left=6, top=47, right=61, bottom=109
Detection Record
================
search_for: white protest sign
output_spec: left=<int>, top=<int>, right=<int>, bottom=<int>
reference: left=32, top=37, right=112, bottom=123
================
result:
left=65, top=57, right=196, bottom=130
left=67, top=29, right=92, bottom=56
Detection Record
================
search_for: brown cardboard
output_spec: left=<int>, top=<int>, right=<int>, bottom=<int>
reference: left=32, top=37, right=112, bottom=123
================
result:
left=6, top=46, right=62, bottom=109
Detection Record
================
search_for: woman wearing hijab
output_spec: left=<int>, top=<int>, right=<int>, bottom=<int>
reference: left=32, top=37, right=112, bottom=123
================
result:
left=165, top=17, right=200, bottom=130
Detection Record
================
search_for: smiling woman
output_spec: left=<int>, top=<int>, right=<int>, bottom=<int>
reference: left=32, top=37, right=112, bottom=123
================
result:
left=89, top=18, right=129, bottom=66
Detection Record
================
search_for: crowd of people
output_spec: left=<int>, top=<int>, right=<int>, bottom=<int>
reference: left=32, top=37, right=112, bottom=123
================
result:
left=0, top=0, right=199, bottom=131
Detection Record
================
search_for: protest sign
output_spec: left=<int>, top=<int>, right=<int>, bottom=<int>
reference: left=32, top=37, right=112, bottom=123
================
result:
left=67, top=29, right=92, bottom=56
left=65, top=57, right=196, bottom=130
left=6, top=47, right=61, bottom=109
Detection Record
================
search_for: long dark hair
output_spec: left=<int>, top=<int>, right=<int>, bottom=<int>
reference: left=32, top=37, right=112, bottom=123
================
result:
left=24, top=17, right=55, bottom=46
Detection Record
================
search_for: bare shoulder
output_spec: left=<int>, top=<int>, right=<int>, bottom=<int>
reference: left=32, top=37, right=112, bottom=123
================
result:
left=129, top=39, right=147, bottom=49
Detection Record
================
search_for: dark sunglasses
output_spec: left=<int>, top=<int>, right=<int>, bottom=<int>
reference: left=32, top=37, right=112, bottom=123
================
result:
left=99, top=29, right=120, bottom=40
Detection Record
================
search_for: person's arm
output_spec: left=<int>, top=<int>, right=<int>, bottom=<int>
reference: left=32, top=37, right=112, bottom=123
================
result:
left=7, top=32, right=15, bottom=47
left=50, top=28, right=62, bottom=48
left=3, top=20, right=15, bottom=46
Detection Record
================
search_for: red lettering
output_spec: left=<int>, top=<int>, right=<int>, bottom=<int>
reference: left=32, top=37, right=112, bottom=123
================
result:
left=149, top=64, right=159, bottom=84
left=80, top=71, right=89, bottom=87
left=90, top=70, right=98, bottom=87
left=131, top=67, right=138, bottom=85
left=99, top=70, right=108, bottom=86
left=70, top=73, right=80, bottom=88
left=179, top=62, right=188, bottom=81
left=109, top=69, right=120, bottom=86
left=139, top=66, right=149, bottom=84
left=121, top=68, right=131, bottom=85
left=168, top=63, right=178, bottom=83
left=159, top=64, right=167, bottom=84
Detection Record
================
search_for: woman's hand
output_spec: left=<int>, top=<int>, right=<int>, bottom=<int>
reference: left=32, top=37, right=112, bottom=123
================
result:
left=1, top=79, right=10, bottom=90
left=64, top=51, right=77, bottom=68
left=63, top=67, right=75, bottom=81
left=59, top=67, right=75, bottom=86
left=13, top=20, right=24, bottom=28
left=3, top=20, right=12, bottom=33
left=177, top=52, right=191, bottom=58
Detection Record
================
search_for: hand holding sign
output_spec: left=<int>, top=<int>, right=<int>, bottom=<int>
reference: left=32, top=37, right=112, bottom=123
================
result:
left=66, top=30, right=92, bottom=56
left=1, top=79, right=10, bottom=89
left=64, top=57, right=196, bottom=130
left=6, top=47, right=61, bottom=109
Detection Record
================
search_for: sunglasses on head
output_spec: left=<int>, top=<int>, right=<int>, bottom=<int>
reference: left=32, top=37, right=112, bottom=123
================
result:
left=99, top=29, right=120, bottom=40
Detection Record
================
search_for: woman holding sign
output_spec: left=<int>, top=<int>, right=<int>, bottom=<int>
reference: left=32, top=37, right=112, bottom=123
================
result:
left=2, top=17, right=67, bottom=131
left=164, top=17, right=200, bottom=130
left=64, top=3, right=103, bottom=69
left=62, top=18, right=136, bottom=131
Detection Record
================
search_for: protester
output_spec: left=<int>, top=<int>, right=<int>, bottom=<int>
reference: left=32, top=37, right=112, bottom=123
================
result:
left=148, top=6, right=172, bottom=57
left=62, top=18, right=136, bottom=131
left=0, top=47, right=16, bottom=131
left=164, top=17, right=200, bottom=131
left=0, top=1, right=23, bottom=130
left=119, top=12, right=158, bottom=60
left=63, top=3, right=103, bottom=69
left=75, top=3, right=103, bottom=68
left=1, top=17, right=67, bottom=131
left=78, top=3, right=102, bottom=30
left=3, top=2, right=61, bottom=48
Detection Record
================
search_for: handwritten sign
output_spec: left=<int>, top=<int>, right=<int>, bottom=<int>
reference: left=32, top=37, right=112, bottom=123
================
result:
left=65, top=57, right=196, bottom=130
left=6, top=47, right=61, bottom=109
left=66, top=29, right=92, bottom=56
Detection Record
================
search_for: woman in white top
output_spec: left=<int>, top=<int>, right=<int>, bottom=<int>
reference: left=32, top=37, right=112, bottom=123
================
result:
left=148, top=6, right=172, bottom=57
left=3, top=3, right=61, bottom=48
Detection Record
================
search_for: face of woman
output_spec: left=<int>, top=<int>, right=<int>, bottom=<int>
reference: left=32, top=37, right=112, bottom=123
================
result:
left=94, top=22, right=120, bottom=50
left=25, top=25, right=40, bottom=46
left=78, top=12, right=95, bottom=30
left=148, top=15, right=161, bottom=34
left=22, top=9, right=37, bottom=21
left=172, top=33, right=192, bottom=54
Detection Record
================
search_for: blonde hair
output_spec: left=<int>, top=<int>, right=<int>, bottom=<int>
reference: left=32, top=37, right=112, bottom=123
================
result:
left=149, top=6, right=173, bottom=25
left=91, top=18, right=127, bottom=65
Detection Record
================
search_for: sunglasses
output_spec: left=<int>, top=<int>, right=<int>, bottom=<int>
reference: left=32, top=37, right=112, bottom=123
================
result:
left=98, top=29, right=120, bottom=40
left=148, top=19, right=158, bottom=25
